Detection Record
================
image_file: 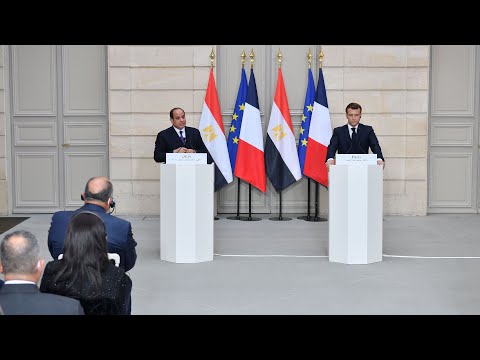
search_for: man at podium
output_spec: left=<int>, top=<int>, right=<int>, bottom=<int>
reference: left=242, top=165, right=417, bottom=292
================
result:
left=325, top=102, right=385, bottom=170
left=154, top=107, right=212, bottom=163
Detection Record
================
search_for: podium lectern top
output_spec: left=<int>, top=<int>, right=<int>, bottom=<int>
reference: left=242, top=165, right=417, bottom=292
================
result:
left=166, top=153, right=207, bottom=164
left=335, top=154, right=378, bottom=165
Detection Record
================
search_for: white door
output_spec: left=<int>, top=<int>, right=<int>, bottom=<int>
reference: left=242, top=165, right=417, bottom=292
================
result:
left=9, top=45, right=108, bottom=213
left=428, top=45, right=479, bottom=213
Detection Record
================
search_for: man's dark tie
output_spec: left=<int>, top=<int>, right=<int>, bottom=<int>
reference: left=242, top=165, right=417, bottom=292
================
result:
left=351, top=127, right=357, bottom=143
left=179, top=130, right=186, bottom=144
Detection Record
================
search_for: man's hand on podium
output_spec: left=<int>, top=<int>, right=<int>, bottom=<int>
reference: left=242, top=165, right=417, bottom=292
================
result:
left=325, top=158, right=384, bottom=169
left=325, top=159, right=335, bottom=171
left=174, top=147, right=196, bottom=154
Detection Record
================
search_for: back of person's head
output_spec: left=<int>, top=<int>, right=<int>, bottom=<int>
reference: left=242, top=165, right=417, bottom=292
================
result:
left=0, top=230, right=41, bottom=280
left=83, top=176, right=113, bottom=204
left=54, top=211, right=109, bottom=293
left=64, top=211, right=109, bottom=263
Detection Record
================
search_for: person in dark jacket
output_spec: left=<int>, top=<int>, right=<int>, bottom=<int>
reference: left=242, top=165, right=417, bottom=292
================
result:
left=41, top=211, right=132, bottom=315
left=153, top=107, right=212, bottom=163
left=326, top=102, right=385, bottom=169
left=0, top=230, right=84, bottom=315
left=48, top=176, right=137, bottom=272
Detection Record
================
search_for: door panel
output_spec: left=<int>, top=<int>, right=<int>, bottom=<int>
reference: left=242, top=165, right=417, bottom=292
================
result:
left=12, top=45, right=56, bottom=116
left=15, top=152, right=58, bottom=210
left=64, top=153, right=107, bottom=207
left=62, top=45, right=106, bottom=115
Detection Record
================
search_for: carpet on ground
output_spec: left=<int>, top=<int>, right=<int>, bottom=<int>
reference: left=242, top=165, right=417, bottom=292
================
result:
left=0, top=217, right=29, bottom=234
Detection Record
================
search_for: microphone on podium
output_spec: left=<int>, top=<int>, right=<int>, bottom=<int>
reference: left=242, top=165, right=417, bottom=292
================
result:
left=186, top=136, right=197, bottom=153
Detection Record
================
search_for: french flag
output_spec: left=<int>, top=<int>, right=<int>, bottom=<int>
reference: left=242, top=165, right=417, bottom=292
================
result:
left=265, top=68, right=301, bottom=192
left=198, top=68, right=233, bottom=191
left=234, top=68, right=266, bottom=193
left=303, top=68, right=332, bottom=187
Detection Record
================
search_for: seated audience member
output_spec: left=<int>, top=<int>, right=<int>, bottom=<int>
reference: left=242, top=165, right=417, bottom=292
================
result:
left=0, top=230, right=84, bottom=315
left=40, top=211, right=132, bottom=315
left=48, top=176, right=137, bottom=272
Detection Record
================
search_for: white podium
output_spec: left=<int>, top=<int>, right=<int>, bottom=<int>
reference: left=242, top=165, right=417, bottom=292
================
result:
left=159, top=163, right=214, bottom=263
left=328, top=159, right=383, bottom=264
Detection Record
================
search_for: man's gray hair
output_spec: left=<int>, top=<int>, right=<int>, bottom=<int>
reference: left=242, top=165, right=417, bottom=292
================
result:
left=0, top=230, right=40, bottom=274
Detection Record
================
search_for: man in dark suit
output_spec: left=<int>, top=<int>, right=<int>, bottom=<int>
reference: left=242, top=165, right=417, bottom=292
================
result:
left=48, top=176, right=137, bottom=272
left=0, top=230, right=84, bottom=315
left=325, top=102, right=385, bottom=169
left=154, top=107, right=212, bottom=163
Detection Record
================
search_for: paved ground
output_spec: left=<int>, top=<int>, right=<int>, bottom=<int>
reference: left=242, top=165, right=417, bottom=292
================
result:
left=2, top=213, right=480, bottom=314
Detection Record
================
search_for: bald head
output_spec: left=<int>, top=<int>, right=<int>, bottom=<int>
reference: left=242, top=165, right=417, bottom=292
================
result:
left=83, top=176, right=113, bottom=211
left=88, top=177, right=109, bottom=194
left=0, top=230, right=43, bottom=282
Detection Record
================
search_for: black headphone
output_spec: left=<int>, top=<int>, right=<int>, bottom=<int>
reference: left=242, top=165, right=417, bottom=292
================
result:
left=81, top=194, right=116, bottom=209
left=72, top=210, right=104, bottom=221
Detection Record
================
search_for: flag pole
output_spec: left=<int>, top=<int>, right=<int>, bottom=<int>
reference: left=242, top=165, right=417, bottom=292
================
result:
left=298, top=49, right=314, bottom=221
left=238, top=183, right=261, bottom=221
left=206, top=48, right=221, bottom=221
left=311, top=48, right=327, bottom=222
left=269, top=49, right=291, bottom=221
left=312, top=181, right=326, bottom=221
left=226, top=177, right=242, bottom=220
left=227, top=50, right=248, bottom=221
left=269, top=190, right=292, bottom=221
left=297, top=178, right=312, bottom=220
left=238, top=49, right=261, bottom=222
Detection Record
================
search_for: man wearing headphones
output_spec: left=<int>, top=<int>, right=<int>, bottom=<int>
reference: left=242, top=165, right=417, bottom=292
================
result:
left=47, top=176, right=137, bottom=272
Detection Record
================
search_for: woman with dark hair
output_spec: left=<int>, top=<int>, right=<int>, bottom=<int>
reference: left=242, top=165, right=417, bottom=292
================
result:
left=40, top=211, right=132, bottom=315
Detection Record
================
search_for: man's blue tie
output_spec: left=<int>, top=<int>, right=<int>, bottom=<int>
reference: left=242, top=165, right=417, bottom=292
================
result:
left=351, top=127, right=359, bottom=153
left=179, top=130, right=186, bottom=144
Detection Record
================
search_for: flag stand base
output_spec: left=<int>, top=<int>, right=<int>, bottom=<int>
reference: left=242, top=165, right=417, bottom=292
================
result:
left=298, top=215, right=327, bottom=222
left=238, top=216, right=262, bottom=221
left=269, top=216, right=292, bottom=221
left=226, top=216, right=241, bottom=221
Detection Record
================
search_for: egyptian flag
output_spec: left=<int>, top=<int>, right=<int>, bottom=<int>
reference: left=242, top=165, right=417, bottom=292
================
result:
left=265, top=68, right=301, bottom=192
left=199, top=68, right=233, bottom=191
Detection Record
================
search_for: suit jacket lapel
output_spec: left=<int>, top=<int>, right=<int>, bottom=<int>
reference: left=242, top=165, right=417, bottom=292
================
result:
left=185, top=126, right=195, bottom=140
